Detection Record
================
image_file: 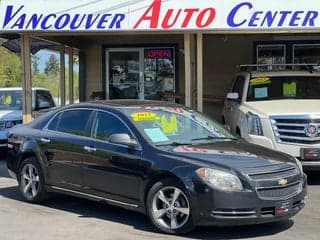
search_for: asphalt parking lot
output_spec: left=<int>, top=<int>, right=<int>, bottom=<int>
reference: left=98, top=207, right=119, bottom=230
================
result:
left=0, top=158, right=319, bottom=240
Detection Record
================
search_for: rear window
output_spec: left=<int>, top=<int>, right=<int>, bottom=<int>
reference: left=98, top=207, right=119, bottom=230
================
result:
left=48, top=110, right=92, bottom=136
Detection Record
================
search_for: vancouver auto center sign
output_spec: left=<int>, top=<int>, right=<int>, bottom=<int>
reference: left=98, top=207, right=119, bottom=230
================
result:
left=1, top=0, right=320, bottom=32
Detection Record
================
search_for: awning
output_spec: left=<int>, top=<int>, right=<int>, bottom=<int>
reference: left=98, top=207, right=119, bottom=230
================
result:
left=1, top=38, right=57, bottom=54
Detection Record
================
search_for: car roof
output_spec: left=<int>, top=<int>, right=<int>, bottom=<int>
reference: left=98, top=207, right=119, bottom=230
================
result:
left=63, top=100, right=183, bottom=110
left=248, top=70, right=320, bottom=77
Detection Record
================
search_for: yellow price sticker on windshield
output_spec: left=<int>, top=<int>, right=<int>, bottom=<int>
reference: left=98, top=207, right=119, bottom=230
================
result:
left=131, top=112, right=160, bottom=121
left=161, top=115, right=178, bottom=133
left=250, top=77, right=271, bottom=85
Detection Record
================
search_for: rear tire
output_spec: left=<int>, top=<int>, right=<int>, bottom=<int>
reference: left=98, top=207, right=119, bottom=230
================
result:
left=18, top=157, right=47, bottom=203
left=146, top=178, right=194, bottom=235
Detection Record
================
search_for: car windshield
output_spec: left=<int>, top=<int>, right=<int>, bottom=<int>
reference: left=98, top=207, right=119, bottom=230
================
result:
left=0, top=90, right=22, bottom=110
left=247, top=76, right=320, bottom=101
left=123, top=106, right=234, bottom=146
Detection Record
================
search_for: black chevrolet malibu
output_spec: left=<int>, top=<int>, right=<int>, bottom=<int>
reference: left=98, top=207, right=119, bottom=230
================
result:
left=6, top=100, right=307, bottom=234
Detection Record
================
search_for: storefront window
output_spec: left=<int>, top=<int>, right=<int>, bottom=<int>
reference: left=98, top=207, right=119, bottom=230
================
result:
left=107, top=47, right=176, bottom=101
left=144, top=48, right=175, bottom=100
left=108, top=50, right=140, bottom=99
left=257, top=45, right=286, bottom=70
left=293, top=44, right=320, bottom=64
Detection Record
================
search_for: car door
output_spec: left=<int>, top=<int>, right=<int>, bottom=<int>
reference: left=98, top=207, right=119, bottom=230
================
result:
left=82, top=110, right=142, bottom=205
left=38, top=109, right=94, bottom=191
left=224, top=75, right=245, bottom=134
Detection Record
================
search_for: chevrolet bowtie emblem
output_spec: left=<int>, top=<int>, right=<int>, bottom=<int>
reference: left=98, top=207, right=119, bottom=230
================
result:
left=278, top=179, right=288, bottom=186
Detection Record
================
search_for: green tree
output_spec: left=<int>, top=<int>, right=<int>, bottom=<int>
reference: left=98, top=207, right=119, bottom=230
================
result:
left=0, top=47, right=22, bottom=87
left=32, top=54, right=40, bottom=74
left=44, top=54, right=59, bottom=76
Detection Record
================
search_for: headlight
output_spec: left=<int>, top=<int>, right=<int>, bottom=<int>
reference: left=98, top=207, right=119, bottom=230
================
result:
left=196, top=168, right=243, bottom=191
left=246, top=112, right=263, bottom=136
left=4, top=120, right=22, bottom=128
left=5, top=121, right=15, bottom=128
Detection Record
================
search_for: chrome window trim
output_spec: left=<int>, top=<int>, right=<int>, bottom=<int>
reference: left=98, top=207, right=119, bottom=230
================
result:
left=42, top=107, right=143, bottom=151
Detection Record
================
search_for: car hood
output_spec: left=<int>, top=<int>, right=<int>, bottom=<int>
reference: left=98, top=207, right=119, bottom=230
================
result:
left=0, top=110, right=22, bottom=121
left=159, top=140, right=295, bottom=172
left=242, top=100, right=320, bottom=118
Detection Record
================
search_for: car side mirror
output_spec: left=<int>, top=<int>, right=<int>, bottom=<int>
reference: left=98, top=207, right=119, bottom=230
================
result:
left=226, top=92, right=240, bottom=101
left=109, top=133, right=138, bottom=148
left=38, top=101, right=51, bottom=110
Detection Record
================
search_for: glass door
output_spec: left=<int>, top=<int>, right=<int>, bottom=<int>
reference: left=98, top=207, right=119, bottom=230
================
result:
left=107, top=49, right=144, bottom=99
left=106, top=47, right=176, bottom=101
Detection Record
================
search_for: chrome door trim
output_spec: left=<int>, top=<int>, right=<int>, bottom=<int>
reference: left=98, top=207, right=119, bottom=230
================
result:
left=50, top=186, right=139, bottom=208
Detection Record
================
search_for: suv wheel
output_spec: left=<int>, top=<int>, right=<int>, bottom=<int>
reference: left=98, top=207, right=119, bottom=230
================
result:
left=18, top=157, right=47, bottom=203
left=146, top=179, right=194, bottom=235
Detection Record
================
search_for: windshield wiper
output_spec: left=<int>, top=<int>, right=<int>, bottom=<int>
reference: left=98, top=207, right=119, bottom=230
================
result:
left=191, top=136, right=238, bottom=142
left=155, top=141, right=192, bottom=146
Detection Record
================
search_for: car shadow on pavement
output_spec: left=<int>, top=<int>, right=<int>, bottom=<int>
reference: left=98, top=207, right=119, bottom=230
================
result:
left=0, top=184, right=294, bottom=239
left=0, top=159, right=317, bottom=239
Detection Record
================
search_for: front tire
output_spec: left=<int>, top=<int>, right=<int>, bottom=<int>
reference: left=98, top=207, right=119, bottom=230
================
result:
left=18, top=157, right=47, bottom=203
left=146, top=178, right=194, bottom=235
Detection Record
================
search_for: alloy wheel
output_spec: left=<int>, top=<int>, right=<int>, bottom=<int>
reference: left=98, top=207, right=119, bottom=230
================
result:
left=20, top=164, right=40, bottom=200
left=151, top=186, right=190, bottom=230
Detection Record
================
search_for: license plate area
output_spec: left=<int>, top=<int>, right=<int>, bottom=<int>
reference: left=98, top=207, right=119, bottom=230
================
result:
left=301, top=148, right=320, bottom=160
left=275, top=201, right=291, bottom=216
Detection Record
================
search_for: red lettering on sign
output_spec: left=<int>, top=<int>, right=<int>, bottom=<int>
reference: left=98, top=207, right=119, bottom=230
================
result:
left=162, top=9, right=182, bottom=29
left=196, top=8, right=216, bottom=27
left=133, top=0, right=216, bottom=29
left=133, top=0, right=161, bottom=29
left=182, top=8, right=199, bottom=27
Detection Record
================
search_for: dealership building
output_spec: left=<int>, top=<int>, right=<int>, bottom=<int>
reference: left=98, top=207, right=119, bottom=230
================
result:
left=1, top=0, right=320, bottom=122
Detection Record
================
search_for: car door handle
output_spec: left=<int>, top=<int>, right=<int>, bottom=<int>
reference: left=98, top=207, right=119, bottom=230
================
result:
left=84, top=146, right=96, bottom=153
left=40, top=138, right=51, bottom=143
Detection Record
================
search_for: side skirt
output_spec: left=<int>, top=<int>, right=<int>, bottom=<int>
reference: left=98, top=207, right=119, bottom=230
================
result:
left=46, top=185, right=144, bottom=213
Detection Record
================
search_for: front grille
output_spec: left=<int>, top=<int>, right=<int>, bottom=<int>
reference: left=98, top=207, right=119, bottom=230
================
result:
left=249, top=166, right=298, bottom=180
left=270, top=115, right=320, bottom=144
left=257, top=182, right=302, bottom=199
left=0, top=121, right=5, bottom=130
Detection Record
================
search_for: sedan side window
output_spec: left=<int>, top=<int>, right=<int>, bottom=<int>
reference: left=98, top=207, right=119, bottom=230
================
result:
left=91, top=112, right=131, bottom=141
left=48, top=110, right=92, bottom=136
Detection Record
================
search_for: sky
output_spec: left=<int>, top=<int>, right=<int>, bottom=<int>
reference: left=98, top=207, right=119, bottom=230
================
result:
left=36, top=49, right=78, bottom=73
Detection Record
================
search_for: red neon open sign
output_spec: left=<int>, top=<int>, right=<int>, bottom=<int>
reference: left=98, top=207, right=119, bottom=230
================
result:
left=147, top=49, right=172, bottom=59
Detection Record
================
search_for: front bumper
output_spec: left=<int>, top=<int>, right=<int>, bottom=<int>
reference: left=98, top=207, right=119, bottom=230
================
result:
left=245, top=134, right=320, bottom=170
left=193, top=175, right=307, bottom=226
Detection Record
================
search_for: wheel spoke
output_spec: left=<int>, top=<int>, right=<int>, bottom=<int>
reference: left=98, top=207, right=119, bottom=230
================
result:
left=172, top=188, right=181, bottom=205
left=23, top=173, right=30, bottom=181
left=31, top=182, right=37, bottom=197
left=28, top=166, right=33, bottom=179
left=157, top=190, right=170, bottom=205
left=170, top=214, right=178, bottom=229
left=175, top=207, right=190, bottom=216
left=23, top=181, right=32, bottom=194
left=153, top=209, right=167, bottom=219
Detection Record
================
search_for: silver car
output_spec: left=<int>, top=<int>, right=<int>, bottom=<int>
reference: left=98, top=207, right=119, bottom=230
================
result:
left=0, top=87, right=56, bottom=149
